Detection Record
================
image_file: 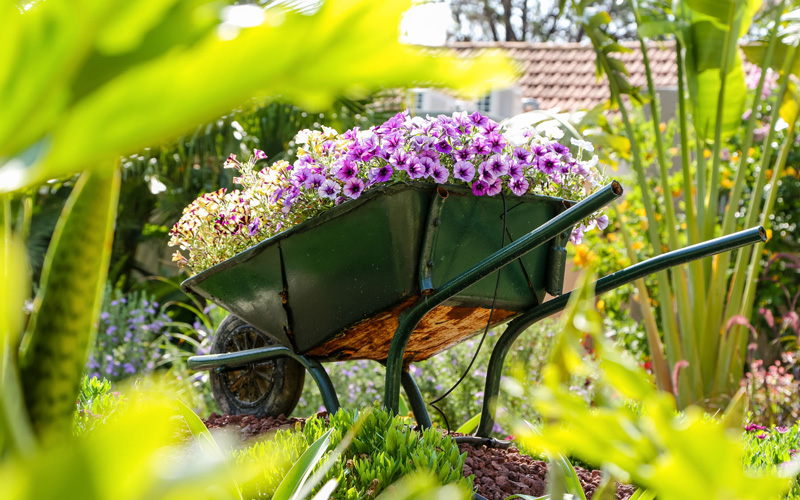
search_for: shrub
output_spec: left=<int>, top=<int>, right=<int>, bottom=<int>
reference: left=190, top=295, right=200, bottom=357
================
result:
left=73, top=376, right=125, bottom=436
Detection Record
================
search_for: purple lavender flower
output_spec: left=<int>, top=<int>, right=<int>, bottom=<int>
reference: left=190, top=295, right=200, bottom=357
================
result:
left=508, top=177, right=529, bottom=196
left=106, top=326, right=118, bottom=335
left=318, top=179, right=341, bottom=200
left=343, top=178, right=366, bottom=199
left=453, top=161, right=475, bottom=182
left=100, top=312, right=110, bottom=320
left=471, top=180, right=490, bottom=196
left=123, top=363, right=136, bottom=374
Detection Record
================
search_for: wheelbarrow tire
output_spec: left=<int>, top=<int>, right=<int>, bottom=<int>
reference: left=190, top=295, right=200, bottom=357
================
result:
left=209, top=315, right=305, bottom=418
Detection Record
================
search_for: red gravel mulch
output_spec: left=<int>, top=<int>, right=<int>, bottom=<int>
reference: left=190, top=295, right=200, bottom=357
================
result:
left=202, top=413, right=636, bottom=500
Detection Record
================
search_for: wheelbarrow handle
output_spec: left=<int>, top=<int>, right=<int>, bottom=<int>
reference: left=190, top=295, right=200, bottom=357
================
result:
left=384, top=180, right=624, bottom=416
left=474, top=225, right=767, bottom=437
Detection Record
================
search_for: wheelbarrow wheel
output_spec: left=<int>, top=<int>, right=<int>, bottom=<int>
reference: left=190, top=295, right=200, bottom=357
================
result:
left=209, top=315, right=305, bottom=417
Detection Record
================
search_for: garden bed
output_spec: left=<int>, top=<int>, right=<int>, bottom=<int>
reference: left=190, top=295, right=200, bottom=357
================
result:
left=203, top=412, right=636, bottom=500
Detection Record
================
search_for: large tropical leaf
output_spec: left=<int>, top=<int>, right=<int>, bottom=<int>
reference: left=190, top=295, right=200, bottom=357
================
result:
left=0, top=0, right=516, bottom=193
left=18, top=169, right=120, bottom=438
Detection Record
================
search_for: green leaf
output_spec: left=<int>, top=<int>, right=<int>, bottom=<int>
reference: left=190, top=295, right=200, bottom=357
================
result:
left=638, top=20, right=677, bottom=38
left=685, top=0, right=735, bottom=21
left=0, top=0, right=516, bottom=193
left=455, top=413, right=481, bottom=435
left=176, top=399, right=224, bottom=459
left=273, top=428, right=334, bottom=500
left=693, top=56, right=747, bottom=141
left=742, top=42, right=800, bottom=78
left=18, top=168, right=120, bottom=439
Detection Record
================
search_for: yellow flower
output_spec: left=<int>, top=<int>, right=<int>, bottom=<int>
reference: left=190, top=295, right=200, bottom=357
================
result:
left=703, top=149, right=711, bottom=159
left=659, top=122, right=667, bottom=132
left=669, top=147, right=679, bottom=156
left=596, top=299, right=605, bottom=311
left=573, top=244, right=597, bottom=268
left=672, top=188, right=682, bottom=198
left=766, top=228, right=773, bottom=240
left=632, top=241, right=645, bottom=251
left=721, top=178, right=733, bottom=189
left=635, top=208, right=647, bottom=218
left=606, top=233, right=617, bottom=242
left=618, top=200, right=630, bottom=212
left=748, top=147, right=756, bottom=157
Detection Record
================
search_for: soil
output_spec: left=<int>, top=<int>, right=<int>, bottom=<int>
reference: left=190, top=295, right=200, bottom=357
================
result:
left=203, top=413, right=636, bottom=500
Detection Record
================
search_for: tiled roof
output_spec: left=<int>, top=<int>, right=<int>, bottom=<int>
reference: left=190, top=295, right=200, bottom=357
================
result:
left=448, top=41, right=679, bottom=112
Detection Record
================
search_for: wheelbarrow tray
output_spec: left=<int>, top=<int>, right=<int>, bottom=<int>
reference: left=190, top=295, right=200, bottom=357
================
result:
left=181, top=182, right=572, bottom=363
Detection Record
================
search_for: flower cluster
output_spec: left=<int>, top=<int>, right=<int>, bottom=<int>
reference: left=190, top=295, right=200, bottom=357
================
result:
left=85, top=287, right=171, bottom=382
left=171, top=110, right=608, bottom=274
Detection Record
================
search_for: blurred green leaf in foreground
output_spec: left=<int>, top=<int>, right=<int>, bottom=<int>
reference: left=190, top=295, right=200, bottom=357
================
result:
left=0, top=0, right=517, bottom=193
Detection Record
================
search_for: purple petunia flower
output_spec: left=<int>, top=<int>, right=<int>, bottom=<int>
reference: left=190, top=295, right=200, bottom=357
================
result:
left=406, top=158, right=426, bottom=179
left=508, top=177, right=529, bottom=196
left=597, top=214, right=609, bottom=231
left=248, top=217, right=260, bottom=236
left=434, top=138, right=453, bottom=154
left=452, top=147, right=474, bottom=162
left=486, top=154, right=509, bottom=177
left=537, top=153, right=560, bottom=175
left=469, top=110, right=490, bottom=128
left=343, top=178, right=365, bottom=199
left=318, top=180, right=341, bottom=200
left=513, top=147, right=532, bottom=163
left=470, top=137, right=492, bottom=156
left=507, top=160, right=524, bottom=180
left=453, top=161, right=475, bottom=182
left=390, top=150, right=412, bottom=171
left=477, top=161, right=496, bottom=182
left=486, top=177, right=503, bottom=196
left=550, top=142, right=570, bottom=156
left=430, top=163, right=449, bottom=184
left=485, top=132, right=506, bottom=153
left=471, top=179, right=490, bottom=196
left=418, top=156, right=437, bottom=177
left=335, top=161, right=359, bottom=182
left=369, top=165, right=394, bottom=184
left=304, top=173, right=325, bottom=190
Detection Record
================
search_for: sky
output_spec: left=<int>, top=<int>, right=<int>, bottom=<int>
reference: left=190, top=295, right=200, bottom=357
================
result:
left=400, top=2, right=453, bottom=46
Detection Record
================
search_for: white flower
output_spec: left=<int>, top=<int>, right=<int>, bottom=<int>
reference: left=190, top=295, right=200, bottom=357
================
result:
left=295, top=129, right=312, bottom=145
left=570, top=137, right=595, bottom=152
left=586, top=155, right=599, bottom=168
left=540, top=124, right=565, bottom=140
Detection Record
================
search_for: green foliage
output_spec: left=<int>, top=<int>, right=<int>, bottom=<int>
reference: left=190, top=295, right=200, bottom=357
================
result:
left=0, top=0, right=515, bottom=193
left=73, top=376, right=125, bottom=437
left=18, top=169, right=120, bottom=439
left=516, top=271, right=794, bottom=500
left=744, top=422, right=800, bottom=499
left=236, top=406, right=472, bottom=500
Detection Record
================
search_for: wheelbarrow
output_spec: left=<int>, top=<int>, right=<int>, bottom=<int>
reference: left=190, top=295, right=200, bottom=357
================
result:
left=184, top=180, right=766, bottom=437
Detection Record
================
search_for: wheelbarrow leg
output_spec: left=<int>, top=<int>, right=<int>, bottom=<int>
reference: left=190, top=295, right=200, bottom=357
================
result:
left=383, top=181, right=624, bottom=415
left=474, top=226, right=767, bottom=437
left=400, top=369, right=433, bottom=429
left=188, top=346, right=340, bottom=414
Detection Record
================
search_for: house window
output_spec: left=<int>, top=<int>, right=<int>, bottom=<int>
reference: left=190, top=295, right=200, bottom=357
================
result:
left=413, top=91, right=425, bottom=112
left=477, top=94, right=491, bottom=113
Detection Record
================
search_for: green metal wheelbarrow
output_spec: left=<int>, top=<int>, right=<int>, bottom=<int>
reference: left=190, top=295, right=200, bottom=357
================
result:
left=184, top=180, right=765, bottom=437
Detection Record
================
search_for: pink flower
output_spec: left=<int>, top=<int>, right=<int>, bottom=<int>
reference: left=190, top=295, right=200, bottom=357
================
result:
left=253, top=149, right=267, bottom=161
